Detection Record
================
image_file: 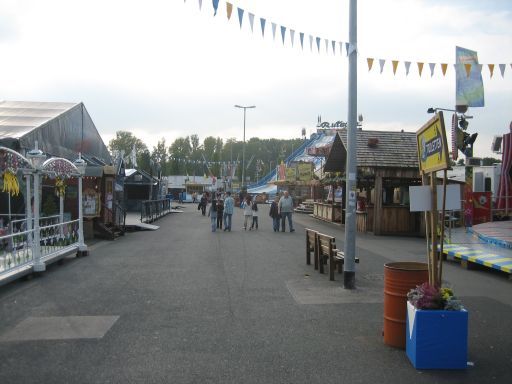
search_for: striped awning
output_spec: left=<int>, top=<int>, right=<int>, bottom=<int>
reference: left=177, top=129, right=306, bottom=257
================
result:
left=496, top=130, right=512, bottom=211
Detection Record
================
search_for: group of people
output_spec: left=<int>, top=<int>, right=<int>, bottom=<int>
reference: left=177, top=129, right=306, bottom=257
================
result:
left=204, top=191, right=235, bottom=232
left=199, top=190, right=295, bottom=233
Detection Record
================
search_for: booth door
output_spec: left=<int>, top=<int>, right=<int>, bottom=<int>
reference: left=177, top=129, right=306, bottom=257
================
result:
left=104, top=177, right=114, bottom=224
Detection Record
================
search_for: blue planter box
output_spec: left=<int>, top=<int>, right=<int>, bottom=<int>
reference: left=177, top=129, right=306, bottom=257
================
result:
left=406, top=301, right=468, bottom=369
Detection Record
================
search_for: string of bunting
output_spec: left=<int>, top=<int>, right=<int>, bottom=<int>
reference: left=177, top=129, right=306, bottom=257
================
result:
left=184, top=0, right=511, bottom=79
left=169, top=156, right=241, bottom=166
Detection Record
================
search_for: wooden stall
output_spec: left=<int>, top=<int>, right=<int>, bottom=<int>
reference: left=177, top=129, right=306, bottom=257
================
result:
left=323, top=130, right=424, bottom=236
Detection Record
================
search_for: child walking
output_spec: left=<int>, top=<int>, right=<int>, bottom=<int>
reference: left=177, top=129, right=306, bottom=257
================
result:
left=243, top=195, right=253, bottom=230
left=249, top=198, right=258, bottom=230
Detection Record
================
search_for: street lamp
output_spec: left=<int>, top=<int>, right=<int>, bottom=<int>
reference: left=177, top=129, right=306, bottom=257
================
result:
left=234, top=105, right=255, bottom=191
left=73, top=153, right=88, bottom=257
left=27, top=142, right=46, bottom=272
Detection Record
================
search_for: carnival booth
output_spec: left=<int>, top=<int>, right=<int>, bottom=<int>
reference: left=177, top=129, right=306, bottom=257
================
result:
left=321, top=130, right=423, bottom=236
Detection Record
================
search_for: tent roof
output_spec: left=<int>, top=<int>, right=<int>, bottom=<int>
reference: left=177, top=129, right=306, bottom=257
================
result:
left=0, top=100, right=112, bottom=165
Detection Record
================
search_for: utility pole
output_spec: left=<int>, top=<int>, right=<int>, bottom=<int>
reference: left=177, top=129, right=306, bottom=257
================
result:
left=344, top=0, right=357, bottom=289
left=234, top=105, right=256, bottom=191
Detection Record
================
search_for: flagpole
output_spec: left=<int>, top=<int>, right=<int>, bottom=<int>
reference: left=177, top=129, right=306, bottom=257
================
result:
left=344, top=0, right=357, bottom=289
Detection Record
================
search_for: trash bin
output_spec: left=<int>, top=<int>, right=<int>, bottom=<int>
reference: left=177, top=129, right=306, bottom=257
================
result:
left=383, top=262, right=428, bottom=348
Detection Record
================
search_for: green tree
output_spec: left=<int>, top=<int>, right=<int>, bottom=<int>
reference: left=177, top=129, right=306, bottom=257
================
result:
left=108, top=131, right=147, bottom=168
left=482, top=157, right=501, bottom=166
left=169, top=136, right=192, bottom=175
left=151, top=138, right=169, bottom=174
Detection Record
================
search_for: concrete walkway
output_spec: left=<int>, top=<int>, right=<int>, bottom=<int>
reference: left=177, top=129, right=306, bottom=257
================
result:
left=0, top=205, right=510, bottom=383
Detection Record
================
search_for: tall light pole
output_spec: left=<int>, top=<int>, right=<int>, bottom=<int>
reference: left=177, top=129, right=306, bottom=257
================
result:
left=234, top=105, right=255, bottom=191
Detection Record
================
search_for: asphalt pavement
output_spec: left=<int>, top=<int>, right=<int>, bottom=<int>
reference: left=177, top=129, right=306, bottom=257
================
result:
left=0, top=204, right=511, bottom=383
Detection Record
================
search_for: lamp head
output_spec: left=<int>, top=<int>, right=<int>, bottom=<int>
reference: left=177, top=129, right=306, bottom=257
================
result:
left=427, top=107, right=436, bottom=114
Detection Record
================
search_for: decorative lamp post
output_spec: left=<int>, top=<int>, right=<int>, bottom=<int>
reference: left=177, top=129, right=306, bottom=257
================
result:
left=27, top=143, right=46, bottom=272
left=73, top=153, right=88, bottom=256
left=234, top=105, right=255, bottom=192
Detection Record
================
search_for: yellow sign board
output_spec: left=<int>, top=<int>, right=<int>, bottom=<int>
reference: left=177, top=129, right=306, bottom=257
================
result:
left=297, top=163, right=313, bottom=182
left=286, top=166, right=296, bottom=181
left=416, top=111, right=450, bottom=174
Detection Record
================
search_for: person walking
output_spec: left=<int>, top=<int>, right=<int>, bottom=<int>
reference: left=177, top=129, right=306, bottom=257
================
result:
left=278, top=190, right=294, bottom=232
left=269, top=195, right=280, bottom=232
left=200, top=193, right=207, bottom=216
left=208, top=196, right=218, bottom=232
left=243, top=195, right=253, bottom=230
left=249, top=197, right=259, bottom=230
left=216, top=196, right=224, bottom=230
left=223, top=191, right=234, bottom=231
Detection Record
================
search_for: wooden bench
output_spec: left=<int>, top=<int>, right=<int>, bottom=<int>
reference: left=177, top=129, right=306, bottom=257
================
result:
left=305, top=228, right=319, bottom=270
left=317, top=232, right=360, bottom=281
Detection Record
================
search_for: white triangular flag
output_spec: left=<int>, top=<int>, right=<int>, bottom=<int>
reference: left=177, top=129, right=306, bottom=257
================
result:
left=379, top=59, right=385, bottom=74
left=248, top=13, right=254, bottom=32
left=404, top=61, right=411, bottom=76
left=290, top=29, right=295, bottom=47
left=271, top=22, right=277, bottom=41
left=309, top=35, right=313, bottom=51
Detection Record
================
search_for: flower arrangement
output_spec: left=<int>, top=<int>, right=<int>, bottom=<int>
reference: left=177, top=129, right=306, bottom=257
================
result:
left=407, top=282, right=464, bottom=311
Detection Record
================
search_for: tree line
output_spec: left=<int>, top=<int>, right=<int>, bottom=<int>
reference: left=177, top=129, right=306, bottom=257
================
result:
left=108, top=131, right=305, bottom=182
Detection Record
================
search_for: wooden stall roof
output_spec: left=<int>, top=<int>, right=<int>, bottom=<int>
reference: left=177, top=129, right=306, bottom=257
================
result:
left=324, top=129, right=419, bottom=172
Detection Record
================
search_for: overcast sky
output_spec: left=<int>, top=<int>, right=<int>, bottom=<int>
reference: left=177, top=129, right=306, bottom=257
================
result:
left=1, top=0, right=511, bottom=158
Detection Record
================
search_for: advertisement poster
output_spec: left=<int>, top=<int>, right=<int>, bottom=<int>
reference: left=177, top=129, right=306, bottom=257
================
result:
left=286, top=166, right=296, bottom=181
left=417, top=112, right=450, bottom=174
left=456, top=46, right=484, bottom=108
left=297, top=163, right=313, bottom=182
left=473, top=192, right=492, bottom=225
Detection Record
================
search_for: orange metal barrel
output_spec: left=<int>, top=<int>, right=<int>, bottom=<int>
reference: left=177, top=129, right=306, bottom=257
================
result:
left=383, top=262, right=428, bottom=348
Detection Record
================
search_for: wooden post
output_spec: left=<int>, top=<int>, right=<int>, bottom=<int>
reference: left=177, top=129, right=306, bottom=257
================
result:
left=438, top=170, right=447, bottom=286
left=374, top=174, right=383, bottom=235
left=430, top=172, right=438, bottom=286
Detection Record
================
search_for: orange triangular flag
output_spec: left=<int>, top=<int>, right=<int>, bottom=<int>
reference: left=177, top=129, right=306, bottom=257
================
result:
left=392, top=60, right=399, bottom=75
left=367, top=58, right=374, bottom=71
left=464, top=63, right=472, bottom=77
left=488, top=64, right=495, bottom=78
left=417, top=62, right=424, bottom=77
left=441, top=63, right=448, bottom=76
left=226, top=2, right=233, bottom=20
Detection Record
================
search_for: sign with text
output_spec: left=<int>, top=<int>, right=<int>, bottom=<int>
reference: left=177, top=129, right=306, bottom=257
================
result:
left=416, top=111, right=450, bottom=174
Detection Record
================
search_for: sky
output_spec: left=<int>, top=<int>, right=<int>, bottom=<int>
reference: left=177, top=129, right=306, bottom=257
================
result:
left=1, top=0, right=511, bottom=159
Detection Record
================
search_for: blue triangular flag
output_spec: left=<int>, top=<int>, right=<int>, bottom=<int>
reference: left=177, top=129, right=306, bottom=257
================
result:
left=345, top=42, right=350, bottom=56
left=316, top=37, right=321, bottom=52
left=212, top=0, right=219, bottom=15
left=281, top=26, right=286, bottom=45
left=237, top=8, right=244, bottom=28
left=198, top=0, right=203, bottom=10
left=260, top=18, right=266, bottom=37
left=332, top=40, right=336, bottom=55
left=299, top=32, right=304, bottom=50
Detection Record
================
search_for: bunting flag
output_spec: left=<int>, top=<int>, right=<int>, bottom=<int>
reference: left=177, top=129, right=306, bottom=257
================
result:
left=488, top=64, right=495, bottom=78
left=417, top=62, right=424, bottom=77
left=260, top=18, right=266, bottom=37
left=379, top=59, right=385, bottom=74
left=404, top=61, right=411, bottom=75
left=226, top=2, right=232, bottom=20
left=499, top=64, right=506, bottom=77
left=248, top=12, right=255, bottom=32
left=181, top=1, right=510, bottom=79
left=429, top=62, right=436, bottom=77
left=392, top=60, right=399, bottom=75
left=237, top=7, right=243, bottom=28
left=367, top=58, right=374, bottom=71
left=441, top=63, right=448, bottom=76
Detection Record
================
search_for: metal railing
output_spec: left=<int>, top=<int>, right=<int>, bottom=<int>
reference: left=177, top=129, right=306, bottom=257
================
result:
left=140, top=199, right=172, bottom=223
left=0, top=219, right=80, bottom=284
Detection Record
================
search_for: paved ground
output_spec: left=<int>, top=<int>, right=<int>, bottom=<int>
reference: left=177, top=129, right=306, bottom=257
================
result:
left=0, top=204, right=511, bottom=383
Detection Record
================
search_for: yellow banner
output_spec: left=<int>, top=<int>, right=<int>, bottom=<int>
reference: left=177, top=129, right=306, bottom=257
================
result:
left=286, top=166, right=296, bottom=181
left=297, top=163, right=312, bottom=182
left=416, top=112, right=450, bottom=173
